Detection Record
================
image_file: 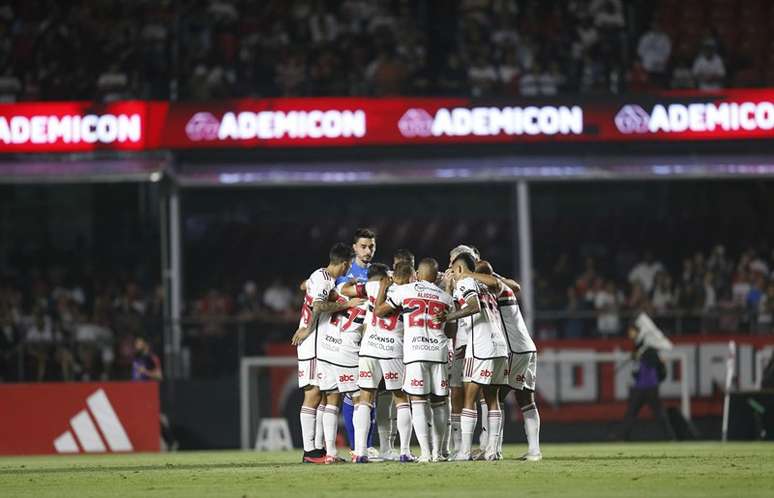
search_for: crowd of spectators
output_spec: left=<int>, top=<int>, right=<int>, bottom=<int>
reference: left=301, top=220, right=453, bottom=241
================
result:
left=0, top=269, right=164, bottom=382
left=534, top=245, right=774, bottom=339
left=0, top=0, right=769, bottom=102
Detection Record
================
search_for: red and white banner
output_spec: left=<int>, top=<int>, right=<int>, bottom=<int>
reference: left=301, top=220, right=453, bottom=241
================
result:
left=3, top=89, right=774, bottom=153
left=0, top=382, right=159, bottom=455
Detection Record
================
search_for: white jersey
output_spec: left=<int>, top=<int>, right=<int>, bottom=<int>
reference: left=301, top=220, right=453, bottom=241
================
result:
left=452, top=289, right=471, bottom=351
left=497, top=286, right=536, bottom=353
left=317, top=296, right=365, bottom=368
left=454, top=277, right=508, bottom=360
left=359, top=280, right=404, bottom=359
left=387, top=280, right=453, bottom=364
left=297, top=268, right=336, bottom=361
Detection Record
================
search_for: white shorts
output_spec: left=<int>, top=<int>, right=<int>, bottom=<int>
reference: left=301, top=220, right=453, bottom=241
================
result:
left=463, top=357, right=508, bottom=385
left=508, top=352, right=537, bottom=391
left=449, top=350, right=466, bottom=388
left=297, top=358, right=318, bottom=389
left=317, top=361, right=359, bottom=394
left=403, top=362, right=449, bottom=397
left=357, top=357, right=404, bottom=391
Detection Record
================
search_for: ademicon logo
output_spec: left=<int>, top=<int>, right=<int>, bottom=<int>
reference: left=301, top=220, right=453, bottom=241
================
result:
left=185, top=109, right=366, bottom=141
left=398, top=105, right=584, bottom=138
left=0, top=114, right=141, bottom=145
left=615, top=102, right=774, bottom=134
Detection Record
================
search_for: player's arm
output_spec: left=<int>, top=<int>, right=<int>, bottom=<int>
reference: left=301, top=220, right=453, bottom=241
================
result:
left=493, top=272, right=520, bottom=295
left=374, top=278, right=396, bottom=318
left=436, top=294, right=481, bottom=323
left=339, top=279, right=366, bottom=298
left=469, top=272, right=504, bottom=294
left=444, top=319, right=457, bottom=339
left=291, top=292, right=365, bottom=345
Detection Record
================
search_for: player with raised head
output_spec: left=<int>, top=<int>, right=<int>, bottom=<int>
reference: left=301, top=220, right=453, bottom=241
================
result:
left=333, top=228, right=378, bottom=456
left=437, top=251, right=509, bottom=461
left=469, top=260, right=541, bottom=461
left=379, top=258, right=456, bottom=462
left=291, top=242, right=364, bottom=464
left=351, top=262, right=415, bottom=463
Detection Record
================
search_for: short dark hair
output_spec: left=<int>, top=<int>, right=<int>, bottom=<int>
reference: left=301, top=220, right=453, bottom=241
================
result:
left=469, top=245, right=481, bottom=259
left=367, top=263, right=390, bottom=280
left=329, top=243, right=353, bottom=264
left=353, top=228, right=376, bottom=243
left=418, top=257, right=439, bottom=273
left=393, top=249, right=415, bottom=265
left=393, top=261, right=414, bottom=280
left=452, top=252, right=476, bottom=271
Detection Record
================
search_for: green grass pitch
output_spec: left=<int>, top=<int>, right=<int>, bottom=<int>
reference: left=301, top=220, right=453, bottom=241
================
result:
left=1, top=443, right=773, bottom=497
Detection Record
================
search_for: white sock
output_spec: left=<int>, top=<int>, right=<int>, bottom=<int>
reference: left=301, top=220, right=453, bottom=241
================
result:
left=487, top=410, right=502, bottom=457
left=314, top=405, right=325, bottom=450
left=300, top=406, right=317, bottom=452
left=353, top=403, right=371, bottom=457
left=459, top=408, right=477, bottom=458
left=498, top=413, right=505, bottom=454
left=441, top=398, right=451, bottom=454
left=376, top=394, right=392, bottom=454
left=396, top=403, right=412, bottom=456
left=479, top=400, right=489, bottom=451
left=431, top=401, right=449, bottom=458
left=450, top=413, right=461, bottom=453
left=389, top=401, right=398, bottom=449
left=522, top=403, right=541, bottom=455
left=411, top=400, right=431, bottom=458
left=323, top=404, right=339, bottom=457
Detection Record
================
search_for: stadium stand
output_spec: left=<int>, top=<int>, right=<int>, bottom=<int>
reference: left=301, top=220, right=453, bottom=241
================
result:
left=2, top=0, right=773, bottom=102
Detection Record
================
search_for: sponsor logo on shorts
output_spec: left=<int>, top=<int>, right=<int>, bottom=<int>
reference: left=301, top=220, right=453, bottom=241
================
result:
left=410, top=378, right=424, bottom=387
left=480, top=369, right=493, bottom=378
left=298, top=370, right=305, bottom=378
left=515, top=374, right=525, bottom=383
left=441, top=379, right=448, bottom=389
left=339, top=374, right=355, bottom=382
left=359, top=370, right=372, bottom=378
left=384, top=372, right=399, bottom=380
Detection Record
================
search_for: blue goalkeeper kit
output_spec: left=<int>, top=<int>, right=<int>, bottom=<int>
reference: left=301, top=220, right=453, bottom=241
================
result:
left=335, top=260, right=374, bottom=449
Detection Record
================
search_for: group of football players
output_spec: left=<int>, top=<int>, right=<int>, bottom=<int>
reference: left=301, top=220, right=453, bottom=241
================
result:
left=291, top=229, right=541, bottom=464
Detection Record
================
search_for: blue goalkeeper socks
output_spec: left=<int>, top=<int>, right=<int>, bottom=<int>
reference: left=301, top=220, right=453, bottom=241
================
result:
left=342, top=396, right=355, bottom=449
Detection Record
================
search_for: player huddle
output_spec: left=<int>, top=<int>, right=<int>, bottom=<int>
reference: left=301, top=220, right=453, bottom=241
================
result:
left=291, top=229, right=541, bottom=464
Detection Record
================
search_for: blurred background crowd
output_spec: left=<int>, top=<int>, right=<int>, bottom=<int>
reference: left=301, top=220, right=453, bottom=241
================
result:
left=0, top=0, right=769, bottom=102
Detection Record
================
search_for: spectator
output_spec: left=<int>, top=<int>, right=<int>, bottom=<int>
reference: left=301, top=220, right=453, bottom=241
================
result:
left=0, top=307, right=21, bottom=381
left=468, top=51, right=498, bottom=97
left=590, top=0, right=625, bottom=31
left=628, top=251, right=664, bottom=294
left=692, top=39, right=726, bottom=90
left=670, top=55, right=695, bottom=89
left=757, top=282, right=774, bottom=332
left=636, top=21, right=671, bottom=83
left=595, top=280, right=622, bottom=336
left=626, top=57, right=652, bottom=93
left=131, top=336, right=162, bottom=381
left=498, top=48, right=521, bottom=95
left=365, top=48, right=408, bottom=96
left=438, top=53, right=468, bottom=95
left=651, top=272, right=675, bottom=312
left=263, top=278, right=294, bottom=313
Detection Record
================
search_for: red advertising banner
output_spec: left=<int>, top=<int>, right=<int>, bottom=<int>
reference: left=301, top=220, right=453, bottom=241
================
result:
left=0, top=381, right=160, bottom=455
left=3, top=89, right=774, bottom=153
left=266, top=335, right=773, bottom=423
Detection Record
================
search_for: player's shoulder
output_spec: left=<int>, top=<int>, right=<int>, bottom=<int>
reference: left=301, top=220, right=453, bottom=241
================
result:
left=310, top=267, right=333, bottom=281
left=455, top=276, right=478, bottom=294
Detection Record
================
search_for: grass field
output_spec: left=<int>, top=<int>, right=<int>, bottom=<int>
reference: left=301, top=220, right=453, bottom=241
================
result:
left=1, top=443, right=773, bottom=497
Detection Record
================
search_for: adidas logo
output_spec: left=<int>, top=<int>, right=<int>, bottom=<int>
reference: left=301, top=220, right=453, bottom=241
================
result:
left=53, top=389, right=133, bottom=453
